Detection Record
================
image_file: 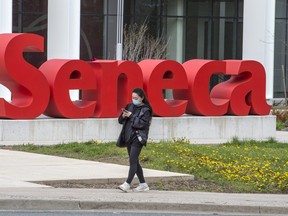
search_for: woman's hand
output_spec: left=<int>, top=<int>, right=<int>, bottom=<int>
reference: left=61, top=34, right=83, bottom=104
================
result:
left=122, top=109, right=132, bottom=118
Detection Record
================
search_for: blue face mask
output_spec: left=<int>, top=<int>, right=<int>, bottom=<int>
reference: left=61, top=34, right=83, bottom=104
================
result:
left=132, top=99, right=141, bottom=106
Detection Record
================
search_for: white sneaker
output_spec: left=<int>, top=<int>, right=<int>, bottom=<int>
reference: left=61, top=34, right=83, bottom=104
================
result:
left=118, top=182, right=130, bottom=192
left=134, top=183, right=149, bottom=192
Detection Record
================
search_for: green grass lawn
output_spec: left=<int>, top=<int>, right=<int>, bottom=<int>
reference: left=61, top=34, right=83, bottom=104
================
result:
left=10, top=138, right=288, bottom=194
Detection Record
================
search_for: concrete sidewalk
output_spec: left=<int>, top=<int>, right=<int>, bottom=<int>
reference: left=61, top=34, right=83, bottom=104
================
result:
left=0, top=149, right=192, bottom=188
left=275, top=131, right=288, bottom=143
left=1, top=132, right=288, bottom=214
left=0, top=188, right=288, bottom=214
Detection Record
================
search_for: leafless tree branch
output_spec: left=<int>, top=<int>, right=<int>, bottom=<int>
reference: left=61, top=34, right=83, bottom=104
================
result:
left=123, top=22, right=168, bottom=62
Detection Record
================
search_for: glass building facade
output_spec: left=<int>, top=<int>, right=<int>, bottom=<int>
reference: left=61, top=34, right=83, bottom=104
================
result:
left=275, top=0, right=288, bottom=97
left=8, top=0, right=286, bottom=98
left=11, top=0, right=243, bottom=62
left=12, top=0, right=48, bottom=67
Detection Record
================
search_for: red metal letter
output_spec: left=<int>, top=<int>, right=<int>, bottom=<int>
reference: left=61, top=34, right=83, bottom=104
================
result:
left=0, top=33, right=50, bottom=119
left=177, top=60, right=229, bottom=116
left=210, top=60, right=271, bottom=115
left=138, top=60, right=188, bottom=117
left=85, top=60, right=143, bottom=117
left=40, top=59, right=96, bottom=118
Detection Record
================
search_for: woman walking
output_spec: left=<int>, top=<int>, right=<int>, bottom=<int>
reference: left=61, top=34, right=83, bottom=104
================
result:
left=117, top=88, right=152, bottom=192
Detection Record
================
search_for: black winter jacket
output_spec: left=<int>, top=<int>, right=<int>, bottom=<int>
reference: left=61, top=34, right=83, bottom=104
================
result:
left=118, top=103, right=152, bottom=146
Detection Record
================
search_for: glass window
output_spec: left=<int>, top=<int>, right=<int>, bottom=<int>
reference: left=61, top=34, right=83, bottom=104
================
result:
left=22, top=0, right=47, bottom=13
left=105, top=15, right=117, bottom=59
left=185, top=0, right=243, bottom=61
left=124, top=0, right=134, bottom=16
left=123, top=0, right=243, bottom=62
left=13, top=0, right=48, bottom=68
left=13, top=0, right=47, bottom=13
left=274, top=0, right=288, bottom=97
left=212, top=18, right=237, bottom=59
left=134, top=0, right=161, bottom=18
left=124, top=0, right=164, bottom=36
left=187, top=0, right=212, bottom=17
left=236, top=20, right=243, bottom=59
left=80, top=16, right=104, bottom=60
left=213, top=0, right=237, bottom=17
left=106, top=0, right=118, bottom=15
left=164, top=0, right=184, bottom=16
left=123, top=0, right=167, bottom=58
left=81, top=0, right=103, bottom=15
left=275, top=0, right=287, bottom=19
left=238, top=0, right=243, bottom=18
left=81, top=0, right=104, bottom=60
left=185, top=18, right=211, bottom=59
left=274, top=19, right=288, bottom=97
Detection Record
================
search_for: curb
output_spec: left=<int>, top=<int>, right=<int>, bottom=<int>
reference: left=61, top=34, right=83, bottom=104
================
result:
left=32, top=175, right=195, bottom=187
left=0, top=199, right=288, bottom=214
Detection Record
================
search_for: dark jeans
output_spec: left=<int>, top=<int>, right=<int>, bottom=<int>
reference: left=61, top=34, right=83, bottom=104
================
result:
left=126, top=140, right=145, bottom=184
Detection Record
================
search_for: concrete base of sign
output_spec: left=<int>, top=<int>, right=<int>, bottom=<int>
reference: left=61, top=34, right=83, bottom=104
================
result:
left=0, top=115, right=275, bottom=145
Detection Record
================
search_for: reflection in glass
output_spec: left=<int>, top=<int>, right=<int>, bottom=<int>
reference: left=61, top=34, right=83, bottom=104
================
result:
left=12, top=0, right=48, bottom=68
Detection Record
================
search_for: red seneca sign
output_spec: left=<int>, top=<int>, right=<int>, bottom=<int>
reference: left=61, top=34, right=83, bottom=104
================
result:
left=0, top=33, right=271, bottom=119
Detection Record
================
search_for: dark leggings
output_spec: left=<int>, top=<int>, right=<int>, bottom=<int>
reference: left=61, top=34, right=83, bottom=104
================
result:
left=126, top=141, right=145, bottom=184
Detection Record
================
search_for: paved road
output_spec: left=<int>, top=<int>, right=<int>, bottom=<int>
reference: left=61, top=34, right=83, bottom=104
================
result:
left=0, top=211, right=264, bottom=216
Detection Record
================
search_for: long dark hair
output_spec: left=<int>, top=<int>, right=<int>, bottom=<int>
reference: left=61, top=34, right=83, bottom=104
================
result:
left=132, top=88, right=152, bottom=112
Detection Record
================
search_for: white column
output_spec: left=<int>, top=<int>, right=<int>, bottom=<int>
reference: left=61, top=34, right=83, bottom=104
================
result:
left=242, top=0, right=275, bottom=100
left=47, top=0, right=81, bottom=100
left=116, top=0, right=124, bottom=60
left=0, top=0, right=12, bottom=33
left=0, top=0, right=12, bottom=101
left=167, top=0, right=184, bottom=63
